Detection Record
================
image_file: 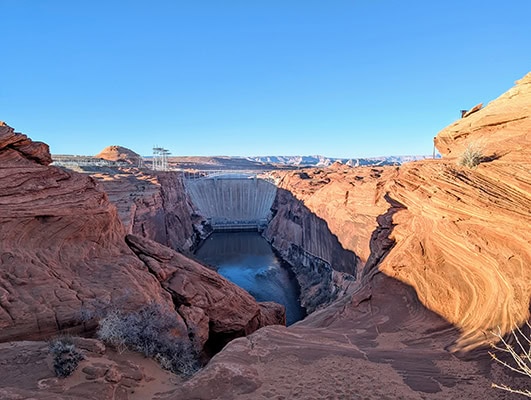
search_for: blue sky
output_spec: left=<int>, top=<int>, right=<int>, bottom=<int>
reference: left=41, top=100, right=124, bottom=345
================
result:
left=2, top=1, right=530, bottom=158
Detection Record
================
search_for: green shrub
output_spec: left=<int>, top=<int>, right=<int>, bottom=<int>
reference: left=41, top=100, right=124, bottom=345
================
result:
left=97, top=303, right=200, bottom=376
left=48, top=336, right=84, bottom=378
left=458, top=144, right=484, bottom=168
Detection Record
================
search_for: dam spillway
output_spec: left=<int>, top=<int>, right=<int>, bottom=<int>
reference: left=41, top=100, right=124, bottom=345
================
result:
left=184, top=172, right=277, bottom=231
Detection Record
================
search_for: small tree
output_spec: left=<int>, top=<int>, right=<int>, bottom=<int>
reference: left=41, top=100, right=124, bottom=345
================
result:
left=490, top=322, right=531, bottom=397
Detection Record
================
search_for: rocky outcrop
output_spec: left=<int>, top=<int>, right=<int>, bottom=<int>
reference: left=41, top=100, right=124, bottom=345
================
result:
left=378, top=73, right=531, bottom=350
left=93, top=170, right=198, bottom=253
left=171, top=72, right=531, bottom=399
left=125, top=235, right=285, bottom=350
left=0, top=122, right=174, bottom=342
left=0, top=123, right=284, bottom=349
left=435, top=72, right=531, bottom=163
left=0, top=121, right=52, bottom=166
left=264, top=73, right=531, bottom=350
left=95, top=145, right=142, bottom=165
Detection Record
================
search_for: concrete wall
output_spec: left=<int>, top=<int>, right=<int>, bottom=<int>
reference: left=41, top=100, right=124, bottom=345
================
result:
left=185, top=176, right=277, bottom=228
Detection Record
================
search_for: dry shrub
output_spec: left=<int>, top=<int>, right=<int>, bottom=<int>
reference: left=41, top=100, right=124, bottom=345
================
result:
left=490, top=322, right=531, bottom=397
left=48, top=336, right=84, bottom=378
left=97, top=303, right=200, bottom=376
left=458, top=143, right=484, bottom=168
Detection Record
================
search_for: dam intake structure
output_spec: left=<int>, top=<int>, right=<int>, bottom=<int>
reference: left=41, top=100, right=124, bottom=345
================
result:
left=184, top=171, right=277, bottom=232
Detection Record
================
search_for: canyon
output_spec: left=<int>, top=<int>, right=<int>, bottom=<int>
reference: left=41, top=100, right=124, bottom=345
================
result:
left=0, top=72, right=530, bottom=399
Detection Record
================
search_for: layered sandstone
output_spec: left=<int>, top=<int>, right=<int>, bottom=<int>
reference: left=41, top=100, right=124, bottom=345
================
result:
left=0, top=123, right=173, bottom=341
left=93, top=169, right=198, bottom=253
left=265, top=74, right=531, bottom=350
left=0, top=123, right=283, bottom=350
left=435, top=71, right=531, bottom=163
left=171, top=72, right=531, bottom=399
left=264, top=165, right=396, bottom=312
left=126, top=235, right=285, bottom=350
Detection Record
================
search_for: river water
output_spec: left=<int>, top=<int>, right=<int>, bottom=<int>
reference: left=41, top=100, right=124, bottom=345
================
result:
left=194, top=232, right=306, bottom=325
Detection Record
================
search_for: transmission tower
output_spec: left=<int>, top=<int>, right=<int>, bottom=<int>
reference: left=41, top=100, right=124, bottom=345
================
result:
left=152, top=146, right=171, bottom=171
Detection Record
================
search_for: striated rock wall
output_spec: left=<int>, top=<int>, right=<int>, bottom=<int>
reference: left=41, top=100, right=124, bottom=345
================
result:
left=0, top=122, right=284, bottom=349
left=0, top=122, right=173, bottom=341
left=94, top=170, right=198, bottom=253
left=261, top=74, right=531, bottom=351
left=259, top=72, right=531, bottom=350
left=170, top=72, right=531, bottom=400
left=435, top=71, right=531, bottom=164
left=263, top=165, right=397, bottom=312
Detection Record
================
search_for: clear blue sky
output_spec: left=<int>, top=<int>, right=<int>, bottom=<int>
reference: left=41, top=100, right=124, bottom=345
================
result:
left=2, top=1, right=530, bottom=158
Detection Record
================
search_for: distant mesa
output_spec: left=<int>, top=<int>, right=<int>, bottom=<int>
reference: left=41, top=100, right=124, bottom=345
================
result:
left=95, top=145, right=142, bottom=164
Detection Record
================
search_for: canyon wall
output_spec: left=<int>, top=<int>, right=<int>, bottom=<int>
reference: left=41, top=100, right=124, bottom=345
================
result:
left=0, top=123, right=172, bottom=341
left=263, top=165, right=397, bottom=312
left=94, top=170, right=199, bottom=253
left=0, top=122, right=284, bottom=348
left=170, top=72, right=531, bottom=400
left=263, top=74, right=531, bottom=350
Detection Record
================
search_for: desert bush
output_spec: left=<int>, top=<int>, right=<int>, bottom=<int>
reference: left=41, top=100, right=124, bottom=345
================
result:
left=458, top=144, right=484, bottom=168
left=48, top=336, right=84, bottom=378
left=490, top=322, right=531, bottom=397
left=97, top=303, right=200, bottom=376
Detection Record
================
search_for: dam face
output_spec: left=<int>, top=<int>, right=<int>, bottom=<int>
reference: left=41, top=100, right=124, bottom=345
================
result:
left=184, top=173, right=277, bottom=231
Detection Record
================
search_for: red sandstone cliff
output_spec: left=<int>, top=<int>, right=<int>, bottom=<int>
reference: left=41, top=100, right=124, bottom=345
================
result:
left=264, top=73, right=531, bottom=351
left=0, top=122, right=173, bottom=341
left=0, top=122, right=283, bottom=348
left=171, top=72, right=531, bottom=399
left=93, top=169, right=199, bottom=253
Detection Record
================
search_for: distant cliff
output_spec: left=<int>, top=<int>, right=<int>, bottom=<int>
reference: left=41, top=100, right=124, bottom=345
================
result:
left=246, top=154, right=432, bottom=167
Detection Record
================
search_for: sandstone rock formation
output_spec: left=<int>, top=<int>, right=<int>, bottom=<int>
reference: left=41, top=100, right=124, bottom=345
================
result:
left=0, top=122, right=283, bottom=350
left=266, top=73, right=531, bottom=351
left=2, top=71, right=530, bottom=399
left=263, top=165, right=395, bottom=312
left=167, top=72, right=531, bottom=399
left=435, top=72, right=531, bottom=163
left=95, top=145, right=142, bottom=165
left=125, top=234, right=285, bottom=350
left=0, top=122, right=173, bottom=342
left=93, top=169, right=199, bottom=253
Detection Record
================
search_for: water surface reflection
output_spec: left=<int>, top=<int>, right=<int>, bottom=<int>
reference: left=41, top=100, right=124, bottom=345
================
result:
left=195, top=232, right=306, bottom=325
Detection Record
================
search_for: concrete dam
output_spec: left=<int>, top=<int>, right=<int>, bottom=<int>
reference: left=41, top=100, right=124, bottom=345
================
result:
left=184, top=172, right=277, bottom=231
